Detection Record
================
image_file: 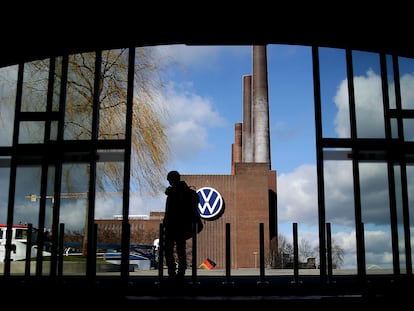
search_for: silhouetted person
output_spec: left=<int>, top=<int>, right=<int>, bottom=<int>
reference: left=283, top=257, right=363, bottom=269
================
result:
left=163, top=170, right=200, bottom=282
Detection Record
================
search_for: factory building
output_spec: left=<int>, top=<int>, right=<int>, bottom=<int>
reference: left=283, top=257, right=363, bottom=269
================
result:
left=95, top=46, right=278, bottom=269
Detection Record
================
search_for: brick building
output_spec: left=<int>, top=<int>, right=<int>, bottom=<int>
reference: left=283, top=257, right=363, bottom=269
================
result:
left=182, top=163, right=277, bottom=269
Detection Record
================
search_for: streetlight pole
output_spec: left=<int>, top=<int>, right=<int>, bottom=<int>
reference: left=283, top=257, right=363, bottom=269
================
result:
left=253, top=251, right=258, bottom=268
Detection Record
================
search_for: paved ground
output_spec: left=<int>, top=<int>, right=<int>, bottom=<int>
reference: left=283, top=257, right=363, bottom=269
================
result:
left=0, top=268, right=410, bottom=308
left=128, top=267, right=386, bottom=276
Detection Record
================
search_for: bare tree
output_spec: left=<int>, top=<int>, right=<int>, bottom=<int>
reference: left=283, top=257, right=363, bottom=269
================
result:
left=331, top=239, right=344, bottom=269
left=313, top=237, right=345, bottom=269
left=298, top=237, right=314, bottom=262
left=23, top=48, right=172, bottom=195
left=276, top=234, right=345, bottom=269
left=274, top=234, right=293, bottom=268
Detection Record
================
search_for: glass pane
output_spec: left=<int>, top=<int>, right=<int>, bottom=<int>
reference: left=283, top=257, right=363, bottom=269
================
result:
left=403, top=119, right=414, bottom=141
left=98, top=49, right=127, bottom=140
left=386, top=54, right=396, bottom=109
left=9, top=166, right=53, bottom=276
left=267, top=44, right=315, bottom=173
left=53, top=56, right=64, bottom=112
left=352, top=51, right=385, bottom=138
left=19, top=121, right=45, bottom=144
left=399, top=57, right=414, bottom=109
left=22, top=60, right=50, bottom=112
left=50, top=121, right=58, bottom=141
left=319, top=47, right=349, bottom=138
left=324, top=160, right=356, bottom=274
left=359, top=163, right=392, bottom=273
left=0, top=65, right=17, bottom=147
left=390, top=118, right=399, bottom=139
left=406, top=166, right=414, bottom=274
left=59, top=163, right=90, bottom=276
left=393, top=165, right=406, bottom=273
left=64, top=53, right=95, bottom=140
left=0, top=165, right=10, bottom=223
left=95, top=158, right=124, bottom=276
left=0, top=164, right=10, bottom=272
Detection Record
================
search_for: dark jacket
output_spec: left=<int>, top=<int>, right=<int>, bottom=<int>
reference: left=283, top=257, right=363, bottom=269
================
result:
left=163, top=180, right=201, bottom=240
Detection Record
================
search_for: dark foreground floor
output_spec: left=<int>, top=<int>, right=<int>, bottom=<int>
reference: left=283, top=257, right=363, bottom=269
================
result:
left=0, top=274, right=411, bottom=308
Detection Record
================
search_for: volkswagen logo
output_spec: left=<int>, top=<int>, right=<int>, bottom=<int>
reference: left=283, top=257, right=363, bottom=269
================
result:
left=196, top=187, right=224, bottom=220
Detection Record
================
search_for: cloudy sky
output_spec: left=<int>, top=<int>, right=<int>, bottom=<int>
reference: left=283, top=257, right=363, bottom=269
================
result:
left=1, top=45, right=414, bottom=270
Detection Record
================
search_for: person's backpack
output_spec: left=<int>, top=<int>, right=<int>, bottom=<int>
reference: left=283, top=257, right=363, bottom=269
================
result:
left=183, top=187, right=204, bottom=239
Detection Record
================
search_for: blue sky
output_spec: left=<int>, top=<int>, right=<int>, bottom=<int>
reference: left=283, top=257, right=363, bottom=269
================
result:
left=2, top=44, right=414, bottom=270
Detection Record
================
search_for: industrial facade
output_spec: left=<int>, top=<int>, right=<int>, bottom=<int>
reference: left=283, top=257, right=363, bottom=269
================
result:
left=182, top=164, right=277, bottom=269
left=96, top=157, right=277, bottom=269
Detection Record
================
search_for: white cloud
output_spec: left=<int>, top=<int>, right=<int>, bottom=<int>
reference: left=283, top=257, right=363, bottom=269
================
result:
left=160, top=81, right=226, bottom=161
left=129, top=194, right=165, bottom=216
left=277, top=164, right=318, bottom=224
left=331, top=230, right=357, bottom=269
left=399, top=73, right=414, bottom=109
left=59, top=200, right=87, bottom=232
left=334, top=69, right=384, bottom=138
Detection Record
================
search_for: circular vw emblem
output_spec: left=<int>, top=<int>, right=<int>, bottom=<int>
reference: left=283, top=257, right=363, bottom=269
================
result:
left=196, top=187, right=224, bottom=220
